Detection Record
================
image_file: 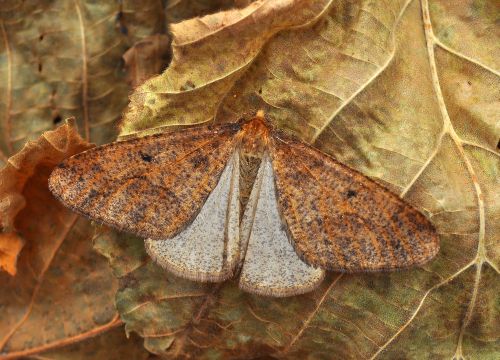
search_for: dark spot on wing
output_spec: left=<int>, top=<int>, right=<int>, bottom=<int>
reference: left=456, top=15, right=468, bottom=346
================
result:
left=190, top=154, right=209, bottom=169
left=140, top=152, right=153, bottom=162
left=346, top=189, right=357, bottom=198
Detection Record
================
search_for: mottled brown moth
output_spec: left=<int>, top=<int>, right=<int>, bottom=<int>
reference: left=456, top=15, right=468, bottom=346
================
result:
left=49, top=111, right=439, bottom=297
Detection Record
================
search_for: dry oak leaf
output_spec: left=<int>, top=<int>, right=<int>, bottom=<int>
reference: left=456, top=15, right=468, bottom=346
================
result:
left=0, top=121, right=120, bottom=359
left=96, top=0, right=500, bottom=358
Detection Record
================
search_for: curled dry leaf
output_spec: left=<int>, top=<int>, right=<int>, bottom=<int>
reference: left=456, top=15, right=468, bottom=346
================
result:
left=0, top=121, right=123, bottom=359
left=0, top=119, right=91, bottom=275
left=97, top=0, right=500, bottom=358
left=121, top=0, right=333, bottom=137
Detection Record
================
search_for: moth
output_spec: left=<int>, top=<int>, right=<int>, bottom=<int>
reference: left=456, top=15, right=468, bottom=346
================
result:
left=49, top=111, right=439, bottom=297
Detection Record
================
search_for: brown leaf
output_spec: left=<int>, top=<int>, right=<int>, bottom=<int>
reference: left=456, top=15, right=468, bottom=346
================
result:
left=0, top=119, right=91, bottom=275
left=0, top=119, right=120, bottom=358
left=0, top=121, right=120, bottom=358
left=123, top=34, right=171, bottom=88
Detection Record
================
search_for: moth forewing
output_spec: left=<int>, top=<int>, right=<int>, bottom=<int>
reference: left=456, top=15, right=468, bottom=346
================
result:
left=269, top=134, right=440, bottom=272
left=239, top=154, right=325, bottom=297
left=145, top=151, right=241, bottom=282
left=48, top=122, right=240, bottom=240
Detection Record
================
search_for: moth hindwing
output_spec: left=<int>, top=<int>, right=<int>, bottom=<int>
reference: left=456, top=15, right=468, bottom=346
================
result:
left=238, top=153, right=325, bottom=296
left=144, top=151, right=240, bottom=282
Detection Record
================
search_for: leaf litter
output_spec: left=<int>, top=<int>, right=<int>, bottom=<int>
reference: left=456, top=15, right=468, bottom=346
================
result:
left=0, top=0, right=167, bottom=358
left=0, top=0, right=498, bottom=358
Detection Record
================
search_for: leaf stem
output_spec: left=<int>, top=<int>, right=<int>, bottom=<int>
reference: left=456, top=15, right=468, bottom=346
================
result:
left=0, top=21, right=13, bottom=154
left=74, top=0, right=90, bottom=141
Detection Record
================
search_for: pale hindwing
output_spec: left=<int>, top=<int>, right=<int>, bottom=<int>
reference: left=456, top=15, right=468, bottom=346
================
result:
left=145, top=151, right=240, bottom=282
left=239, top=154, right=325, bottom=297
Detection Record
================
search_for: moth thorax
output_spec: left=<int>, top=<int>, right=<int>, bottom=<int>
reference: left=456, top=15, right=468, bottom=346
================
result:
left=239, top=152, right=262, bottom=220
left=238, top=115, right=270, bottom=156
left=237, top=115, right=271, bottom=219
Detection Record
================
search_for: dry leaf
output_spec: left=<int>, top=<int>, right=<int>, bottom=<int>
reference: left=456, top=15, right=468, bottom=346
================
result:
left=96, top=0, right=500, bottom=358
left=0, top=0, right=166, bottom=163
left=0, top=0, right=168, bottom=357
left=0, top=121, right=121, bottom=359
left=0, top=119, right=91, bottom=275
left=123, top=34, right=171, bottom=88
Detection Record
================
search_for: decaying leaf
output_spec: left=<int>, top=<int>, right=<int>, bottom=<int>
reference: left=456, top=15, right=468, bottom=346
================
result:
left=0, top=119, right=91, bottom=275
left=0, top=121, right=123, bottom=359
left=0, top=0, right=166, bottom=164
left=123, top=34, right=171, bottom=88
left=95, top=0, right=499, bottom=358
left=0, top=0, right=168, bottom=357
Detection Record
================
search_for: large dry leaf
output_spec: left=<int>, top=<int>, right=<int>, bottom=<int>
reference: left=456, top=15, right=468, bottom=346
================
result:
left=96, top=0, right=500, bottom=358
left=0, top=0, right=168, bottom=357
left=0, top=0, right=166, bottom=165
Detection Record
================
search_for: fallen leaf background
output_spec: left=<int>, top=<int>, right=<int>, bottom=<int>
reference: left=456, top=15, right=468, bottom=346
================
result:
left=1, top=0, right=499, bottom=359
left=0, top=0, right=168, bottom=358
